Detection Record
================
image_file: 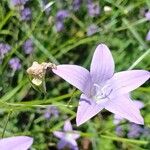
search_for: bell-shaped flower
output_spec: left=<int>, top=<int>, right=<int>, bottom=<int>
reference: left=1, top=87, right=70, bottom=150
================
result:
left=52, top=44, right=150, bottom=126
left=53, top=120, right=80, bottom=150
left=0, top=136, right=33, bottom=150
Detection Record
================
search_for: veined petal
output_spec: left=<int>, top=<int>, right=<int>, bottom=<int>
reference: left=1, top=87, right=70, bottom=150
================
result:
left=53, top=131, right=64, bottom=139
left=0, top=136, right=33, bottom=150
left=105, top=96, right=144, bottom=124
left=90, top=44, right=114, bottom=84
left=76, top=94, right=104, bottom=126
left=52, top=65, right=92, bottom=95
left=111, top=70, right=150, bottom=96
left=63, top=120, right=72, bottom=131
left=113, top=98, right=144, bottom=125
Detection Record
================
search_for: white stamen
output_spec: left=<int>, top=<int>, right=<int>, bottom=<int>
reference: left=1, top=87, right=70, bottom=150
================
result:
left=92, top=83, right=113, bottom=104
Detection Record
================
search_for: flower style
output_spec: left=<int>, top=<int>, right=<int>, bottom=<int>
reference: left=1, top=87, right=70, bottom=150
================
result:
left=53, top=120, right=80, bottom=150
left=52, top=44, right=150, bottom=126
left=0, top=136, right=33, bottom=150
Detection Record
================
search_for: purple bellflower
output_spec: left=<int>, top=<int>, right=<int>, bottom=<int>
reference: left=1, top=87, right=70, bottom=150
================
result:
left=87, top=0, right=100, bottom=17
left=87, top=24, right=99, bottom=36
left=44, top=106, right=59, bottom=119
left=115, top=125, right=124, bottom=137
left=11, top=0, right=29, bottom=7
left=72, top=0, right=82, bottom=11
left=20, top=8, right=32, bottom=21
left=127, top=123, right=143, bottom=138
left=53, top=120, right=80, bottom=150
left=23, top=39, right=33, bottom=54
left=145, top=10, right=150, bottom=21
left=146, top=30, right=150, bottom=41
left=0, top=136, right=33, bottom=150
left=55, top=10, right=69, bottom=32
left=56, top=10, right=69, bottom=21
left=0, top=43, right=11, bottom=62
left=9, top=57, right=21, bottom=71
left=55, top=21, right=65, bottom=32
left=52, top=44, right=150, bottom=126
left=114, top=100, right=144, bottom=125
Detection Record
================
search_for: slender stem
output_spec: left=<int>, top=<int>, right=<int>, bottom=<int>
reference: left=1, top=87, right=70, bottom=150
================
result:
left=128, top=48, right=150, bottom=70
left=2, top=111, right=12, bottom=138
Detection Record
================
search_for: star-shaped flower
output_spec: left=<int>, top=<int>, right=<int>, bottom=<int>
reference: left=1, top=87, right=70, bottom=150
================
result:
left=53, top=120, right=80, bottom=150
left=0, top=136, right=33, bottom=150
left=52, top=44, right=150, bottom=126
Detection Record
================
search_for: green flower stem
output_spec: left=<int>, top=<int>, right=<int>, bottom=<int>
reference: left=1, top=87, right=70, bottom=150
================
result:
left=2, top=111, right=12, bottom=138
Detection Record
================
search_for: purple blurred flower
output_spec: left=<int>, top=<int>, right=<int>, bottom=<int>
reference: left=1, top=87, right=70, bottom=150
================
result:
left=56, top=21, right=65, bottom=32
left=115, top=125, right=124, bottom=137
left=0, top=136, right=33, bottom=150
left=52, top=44, right=150, bottom=126
left=44, top=106, right=59, bottom=119
left=20, top=8, right=32, bottom=21
left=55, top=10, right=69, bottom=32
left=9, top=57, right=21, bottom=71
left=56, top=10, right=69, bottom=21
left=127, top=123, right=143, bottom=138
left=114, top=100, right=144, bottom=125
left=23, top=39, right=33, bottom=54
left=146, top=30, right=150, bottom=41
left=87, top=24, right=99, bottom=36
left=145, top=11, right=150, bottom=21
left=87, top=0, right=100, bottom=17
left=11, top=0, right=29, bottom=7
left=0, top=43, right=11, bottom=60
left=53, top=120, right=80, bottom=150
left=72, top=0, right=82, bottom=11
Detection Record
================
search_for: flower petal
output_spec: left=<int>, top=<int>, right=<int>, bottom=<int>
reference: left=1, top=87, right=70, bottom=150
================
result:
left=57, top=139, right=67, bottom=149
left=63, top=120, right=72, bottom=131
left=0, top=136, right=33, bottom=150
left=90, top=44, right=114, bottom=84
left=71, top=132, right=80, bottom=140
left=113, top=98, right=144, bottom=125
left=105, top=96, right=144, bottom=124
left=53, top=131, right=64, bottom=139
left=52, top=65, right=92, bottom=95
left=76, top=94, right=104, bottom=126
left=111, top=70, right=150, bottom=96
left=134, top=100, right=144, bottom=109
left=68, top=139, right=78, bottom=150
